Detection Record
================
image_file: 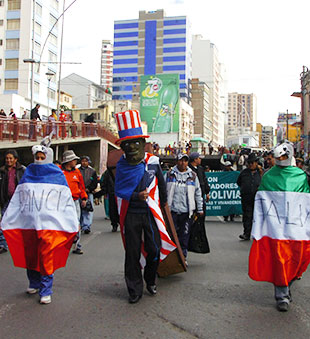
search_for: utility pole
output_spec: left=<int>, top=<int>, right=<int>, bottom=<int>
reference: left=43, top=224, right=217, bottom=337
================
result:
left=57, top=0, right=66, bottom=115
left=286, top=109, right=289, bottom=141
left=30, top=0, right=35, bottom=111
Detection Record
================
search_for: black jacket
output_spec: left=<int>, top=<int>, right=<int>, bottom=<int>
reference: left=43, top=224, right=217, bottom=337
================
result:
left=237, top=168, right=261, bottom=202
left=189, top=163, right=210, bottom=196
left=30, top=107, right=41, bottom=121
left=0, top=163, right=26, bottom=207
left=79, top=166, right=97, bottom=193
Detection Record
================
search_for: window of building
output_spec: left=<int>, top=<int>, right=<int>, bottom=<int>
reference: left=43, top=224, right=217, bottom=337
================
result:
left=0, top=39, right=2, bottom=45
left=35, top=2, right=42, bottom=16
left=50, top=0, right=59, bottom=10
left=6, top=39, right=19, bottom=50
left=0, top=20, right=3, bottom=26
left=34, top=41, right=41, bottom=54
left=50, top=14, right=57, bottom=28
left=0, top=1, right=3, bottom=6
left=34, top=81, right=40, bottom=93
left=0, top=59, right=2, bottom=65
left=5, top=58, right=18, bottom=70
left=34, top=22, right=41, bottom=35
left=49, top=33, right=57, bottom=46
left=48, top=50, right=57, bottom=63
left=8, top=0, right=21, bottom=10
left=7, top=19, right=20, bottom=30
left=5, top=78, right=18, bottom=90
left=48, top=88, right=56, bottom=100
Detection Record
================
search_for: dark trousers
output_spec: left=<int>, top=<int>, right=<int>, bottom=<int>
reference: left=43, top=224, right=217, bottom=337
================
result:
left=124, top=212, right=161, bottom=298
left=241, top=198, right=255, bottom=237
left=171, top=212, right=192, bottom=257
left=109, top=194, right=119, bottom=227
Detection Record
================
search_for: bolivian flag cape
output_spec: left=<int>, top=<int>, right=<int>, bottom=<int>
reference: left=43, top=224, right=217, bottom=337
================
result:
left=1, top=163, right=79, bottom=275
left=249, top=165, right=310, bottom=286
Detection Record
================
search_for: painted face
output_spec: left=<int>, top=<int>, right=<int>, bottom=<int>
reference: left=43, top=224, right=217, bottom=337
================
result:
left=5, top=153, right=17, bottom=168
left=35, top=152, right=46, bottom=161
left=177, top=158, right=189, bottom=172
left=121, top=138, right=145, bottom=165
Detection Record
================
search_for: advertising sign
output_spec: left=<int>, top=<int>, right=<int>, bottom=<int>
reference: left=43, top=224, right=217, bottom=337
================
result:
left=140, top=74, right=179, bottom=133
left=206, top=172, right=242, bottom=216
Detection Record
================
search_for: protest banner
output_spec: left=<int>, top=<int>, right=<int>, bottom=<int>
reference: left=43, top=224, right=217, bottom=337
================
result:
left=206, top=171, right=242, bottom=216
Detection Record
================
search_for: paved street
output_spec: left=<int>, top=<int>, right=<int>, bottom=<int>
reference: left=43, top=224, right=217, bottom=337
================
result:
left=1, top=207, right=310, bottom=339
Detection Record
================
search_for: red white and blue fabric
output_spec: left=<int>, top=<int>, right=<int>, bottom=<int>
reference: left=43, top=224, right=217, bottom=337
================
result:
left=114, top=110, right=149, bottom=144
left=1, top=163, right=79, bottom=275
left=116, top=153, right=176, bottom=267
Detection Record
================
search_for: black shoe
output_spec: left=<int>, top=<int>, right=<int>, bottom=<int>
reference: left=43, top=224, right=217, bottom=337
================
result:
left=72, top=248, right=84, bottom=255
left=277, top=302, right=289, bottom=312
left=128, top=295, right=141, bottom=304
left=230, top=217, right=234, bottom=222
left=84, top=229, right=90, bottom=234
left=0, top=247, right=8, bottom=254
left=112, top=225, right=118, bottom=232
left=224, top=217, right=228, bottom=222
left=239, top=234, right=250, bottom=240
left=146, top=285, right=157, bottom=295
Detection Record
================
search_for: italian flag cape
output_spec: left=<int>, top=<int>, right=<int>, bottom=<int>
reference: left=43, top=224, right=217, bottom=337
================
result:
left=249, top=165, right=310, bottom=286
left=115, top=153, right=176, bottom=267
left=1, top=163, right=79, bottom=275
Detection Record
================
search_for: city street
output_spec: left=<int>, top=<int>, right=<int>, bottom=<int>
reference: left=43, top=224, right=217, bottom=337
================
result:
left=1, top=207, right=310, bottom=339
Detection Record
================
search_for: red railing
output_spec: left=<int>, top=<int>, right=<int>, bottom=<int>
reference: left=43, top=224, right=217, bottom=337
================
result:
left=0, top=119, right=118, bottom=145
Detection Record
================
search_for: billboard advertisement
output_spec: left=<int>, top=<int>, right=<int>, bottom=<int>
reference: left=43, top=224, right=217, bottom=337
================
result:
left=140, top=74, right=180, bottom=133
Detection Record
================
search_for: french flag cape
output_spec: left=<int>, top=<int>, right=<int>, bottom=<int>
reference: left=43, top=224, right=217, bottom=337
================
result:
left=249, top=165, right=310, bottom=286
left=1, top=163, right=79, bottom=275
left=115, top=153, right=176, bottom=266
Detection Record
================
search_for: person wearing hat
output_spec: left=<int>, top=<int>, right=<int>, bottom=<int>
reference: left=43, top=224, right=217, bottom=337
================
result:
left=78, top=156, right=97, bottom=234
left=60, top=150, right=88, bottom=254
left=166, top=153, right=204, bottom=263
left=237, top=153, right=263, bottom=240
left=114, top=110, right=176, bottom=304
left=189, top=152, right=210, bottom=218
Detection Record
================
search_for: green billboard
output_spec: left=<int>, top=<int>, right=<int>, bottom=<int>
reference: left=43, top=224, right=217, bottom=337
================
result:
left=140, top=74, right=180, bottom=133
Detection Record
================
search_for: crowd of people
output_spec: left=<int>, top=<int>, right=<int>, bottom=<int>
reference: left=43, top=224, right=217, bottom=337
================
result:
left=1, top=109, right=310, bottom=314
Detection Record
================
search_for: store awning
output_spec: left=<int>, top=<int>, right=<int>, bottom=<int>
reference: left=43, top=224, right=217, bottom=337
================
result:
left=191, top=137, right=209, bottom=143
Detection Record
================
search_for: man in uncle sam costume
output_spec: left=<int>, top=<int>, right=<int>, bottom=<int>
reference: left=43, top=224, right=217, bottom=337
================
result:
left=114, top=110, right=176, bottom=304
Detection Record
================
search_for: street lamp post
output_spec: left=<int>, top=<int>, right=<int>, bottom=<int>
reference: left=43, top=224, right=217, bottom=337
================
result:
left=46, top=71, right=55, bottom=116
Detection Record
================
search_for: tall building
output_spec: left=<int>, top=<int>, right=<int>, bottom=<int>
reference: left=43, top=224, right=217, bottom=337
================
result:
left=112, top=9, right=191, bottom=102
left=227, top=92, right=257, bottom=131
left=100, top=40, right=113, bottom=89
left=192, top=36, right=224, bottom=146
left=191, top=78, right=212, bottom=142
left=0, top=0, right=61, bottom=116
left=261, top=125, right=273, bottom=149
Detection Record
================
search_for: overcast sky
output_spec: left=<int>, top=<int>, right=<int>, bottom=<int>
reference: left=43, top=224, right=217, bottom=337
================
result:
left=61, top=0, right=310, bottom=127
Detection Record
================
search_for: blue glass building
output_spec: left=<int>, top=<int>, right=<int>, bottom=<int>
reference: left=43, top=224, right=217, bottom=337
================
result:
left=112, top=9, right=191, bottom=101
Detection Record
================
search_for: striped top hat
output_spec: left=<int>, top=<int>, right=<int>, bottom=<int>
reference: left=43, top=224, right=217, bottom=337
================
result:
left=114, top=110, right=149, bottom=144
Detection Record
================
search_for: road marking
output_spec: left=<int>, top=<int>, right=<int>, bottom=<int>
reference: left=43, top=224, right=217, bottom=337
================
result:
left=0, top=304, right=14, bottom=319
left=217, top=216, right=225, bottom=223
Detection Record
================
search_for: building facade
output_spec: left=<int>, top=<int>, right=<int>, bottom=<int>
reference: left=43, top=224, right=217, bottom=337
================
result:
left=61, top=73, right=111, bottom=109
left=112, top=9, right=191, bottom=102
left=100, top=40, right=113, bottom=89
left=191, top=78, right=212, bottom=143
left=192, top=36, right=224, bottom=146
left=0, top=0, right=61, bottom=116
left=227, top=92, right=257, bottom=131
left=261, top=125, right=273, bottom=149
